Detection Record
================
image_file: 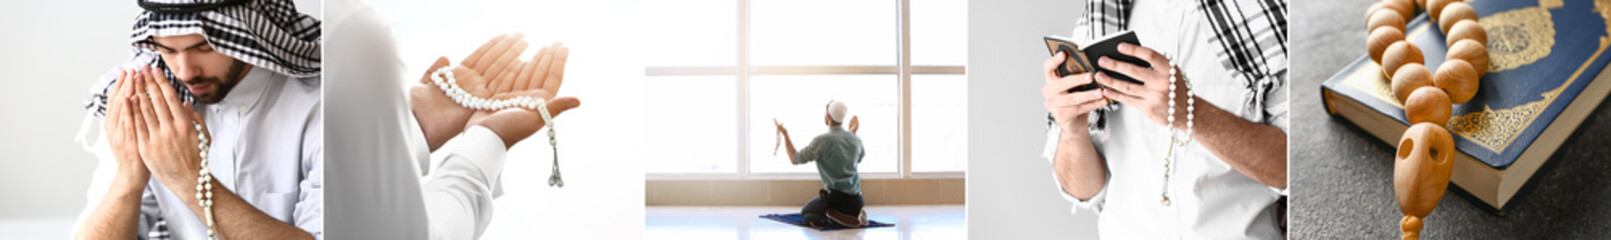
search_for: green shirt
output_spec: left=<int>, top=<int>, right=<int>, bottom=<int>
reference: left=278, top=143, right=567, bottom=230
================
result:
left=793, top=125, right=865, bottom=195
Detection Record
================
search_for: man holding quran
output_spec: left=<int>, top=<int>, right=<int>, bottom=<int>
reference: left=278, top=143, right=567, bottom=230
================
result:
left=1038, top=0, right=1289, bottom=238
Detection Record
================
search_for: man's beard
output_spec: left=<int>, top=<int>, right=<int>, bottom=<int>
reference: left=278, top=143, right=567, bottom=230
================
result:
left=188, top=60, right=248, bottom=104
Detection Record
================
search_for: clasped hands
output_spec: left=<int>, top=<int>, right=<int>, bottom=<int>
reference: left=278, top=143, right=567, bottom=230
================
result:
left=103, top=65, right=212, bottom=193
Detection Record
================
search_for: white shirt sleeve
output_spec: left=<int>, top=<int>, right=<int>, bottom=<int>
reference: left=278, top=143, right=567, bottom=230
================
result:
left=294, top=105, right=325, bottom=239
left=1042, top=123, right=1108, bottom=214
left=70, top=114, right=166, bottom=239
left=70, top=116, right=113, bottom=238
left=421, top=126, right=508, bottom=240
left=321, top=0, right=431, bottom=238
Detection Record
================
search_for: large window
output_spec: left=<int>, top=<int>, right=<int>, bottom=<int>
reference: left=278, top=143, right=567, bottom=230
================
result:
left=644, top=0, right=966, bottom=179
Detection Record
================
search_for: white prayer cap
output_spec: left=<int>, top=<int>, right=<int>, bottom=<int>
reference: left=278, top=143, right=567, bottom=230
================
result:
left=827, top=100, right=849, bottom=123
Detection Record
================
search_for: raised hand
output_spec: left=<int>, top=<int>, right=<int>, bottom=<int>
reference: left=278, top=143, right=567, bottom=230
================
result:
left=772, top=118, right=799, bottom=163
left=463, top=42, right=570, bottom=132
left=413, top=34, right=540, bottom=150
left=848, top=116, right=860, bottom=134
left=773, top=119, right=786, bottom=155
left=419, top=33, right=531, bottom=98
left=492, top=42, right=569, bottom=100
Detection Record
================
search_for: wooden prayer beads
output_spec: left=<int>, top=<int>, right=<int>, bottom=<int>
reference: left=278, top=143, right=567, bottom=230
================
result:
left=1394, top=122, right=1455, bottom=240
left=1370, top=10, right=1409, bottom=33
left=1446, top=20, right=1487, bottom=47
left=1448, top=39, right=1490, bottom=77
left=1392, top=63, right=1433, bottom=103
left=1366, top=2, right=1389, bottom=20
left=1369, top=28, right=1406, bottom=63
left=1425, top=0, right=1453, bottom=20
left=1383, top=41, right=1424, bottom=78
left=1405, top=87, right=1452, bottom=125
left=1434, top=59, right=1480, bottom=103
left=1363, top=0, right=1487, bottom=238
left=1383, top=0, right=1417, bottom=20
left=1437, top=2, right=1477, bottom=34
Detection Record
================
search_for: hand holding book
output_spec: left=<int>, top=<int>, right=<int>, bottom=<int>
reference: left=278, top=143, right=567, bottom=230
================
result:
left=1092, top=43, right=1193, bottom=128
left=1043, top=31, right=1150, bottom=91
left=1041, top=31, right=1195, bottom=129
left=1042, top=51, right=1106, bottom=134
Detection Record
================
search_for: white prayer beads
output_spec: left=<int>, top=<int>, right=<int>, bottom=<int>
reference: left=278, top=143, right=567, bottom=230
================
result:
left=429, top=66, right=564, bottom=188
left=194, top=122, right=215, bottom=239
left=430, top=66, right=549, bottom=112
left=1161, top=61, right=1193, bottom=207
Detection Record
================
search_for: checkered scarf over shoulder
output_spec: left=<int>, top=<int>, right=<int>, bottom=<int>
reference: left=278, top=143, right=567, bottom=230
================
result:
left=1053, top=0, right=1288, bottom=136
left=86, top=0, right=320, bottom=116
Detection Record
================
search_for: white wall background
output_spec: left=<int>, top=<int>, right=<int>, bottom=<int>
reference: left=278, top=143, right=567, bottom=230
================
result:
left=0, top=0, right=318, bottom=237
left=968, top=0, right=1101, bottom=239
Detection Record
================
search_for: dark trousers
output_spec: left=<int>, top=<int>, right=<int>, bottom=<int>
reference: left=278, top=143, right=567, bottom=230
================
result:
left=801, top=189, right=864, bottom=225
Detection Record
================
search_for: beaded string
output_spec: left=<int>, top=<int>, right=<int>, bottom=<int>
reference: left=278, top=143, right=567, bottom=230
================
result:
left=430, top=66, right=564, bottom=188
left=194, top=122, right=215, bottom=238
left=1365, top=0, right=1487, bottom=238
left=1162, top=57, right=1193, bottom=207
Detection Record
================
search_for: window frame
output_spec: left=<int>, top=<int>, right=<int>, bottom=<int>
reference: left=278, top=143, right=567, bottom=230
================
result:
left=645, top=0, right=965, bottom=180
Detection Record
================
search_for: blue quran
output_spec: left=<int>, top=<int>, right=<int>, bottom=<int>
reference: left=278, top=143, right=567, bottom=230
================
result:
left=1322, top=0, right=1611, bottom=211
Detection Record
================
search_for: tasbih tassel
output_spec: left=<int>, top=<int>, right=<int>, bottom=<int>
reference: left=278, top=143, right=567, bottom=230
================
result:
left=1365, top=0, right=1485, bottom=238
left=540, top=101, right=562, bottom=188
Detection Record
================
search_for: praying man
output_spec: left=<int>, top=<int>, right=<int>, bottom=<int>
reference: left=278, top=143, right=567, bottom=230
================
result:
left=72, top=0, right=322, bottom=239
left=774, top=100, right=868, bottom=228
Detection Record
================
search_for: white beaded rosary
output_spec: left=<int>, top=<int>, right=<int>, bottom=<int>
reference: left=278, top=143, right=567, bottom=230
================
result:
left=1161, top=61, right=1194, bottom=207
left=430, top=65, right=564, bottom=188
left=193, top=122, right=216, bottom=238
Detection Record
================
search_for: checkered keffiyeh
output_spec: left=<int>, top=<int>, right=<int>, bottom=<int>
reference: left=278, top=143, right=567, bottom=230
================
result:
left=147, top=216, right=171, bottom=240
left=85, top=0, right=320, bottom=117
left=1051, top=0, right=1289, bottom=136
left=1198, top=0, right=1289, bottom=128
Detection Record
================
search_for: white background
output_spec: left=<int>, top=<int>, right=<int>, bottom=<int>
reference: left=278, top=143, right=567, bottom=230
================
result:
left=968, top=0, right=1102, bottom=239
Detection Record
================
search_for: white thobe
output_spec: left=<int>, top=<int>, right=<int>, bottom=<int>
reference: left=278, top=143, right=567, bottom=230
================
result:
left=1043, top=0, right=1289, bottom=239
left=74, top=58, right=325, bottom=239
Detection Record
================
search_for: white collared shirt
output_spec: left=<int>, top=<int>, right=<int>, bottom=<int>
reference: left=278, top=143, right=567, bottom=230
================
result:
left=75, top=65, right=324, bottom=239
left=1043, top=0, right=1288, bottom=239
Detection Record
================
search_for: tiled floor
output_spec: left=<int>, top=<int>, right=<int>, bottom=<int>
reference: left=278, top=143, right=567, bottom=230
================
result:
left=645, top=205, right=964, bottom=240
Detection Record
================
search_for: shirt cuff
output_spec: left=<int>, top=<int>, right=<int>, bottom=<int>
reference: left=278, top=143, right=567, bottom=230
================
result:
left=1043, top=124, right=1106, bottom=214
left=1041, top=121, right=1061, bottom=160
left=429, top=126, right=509, bottom=190
left=1064, top=180, right=1108, bottom=214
